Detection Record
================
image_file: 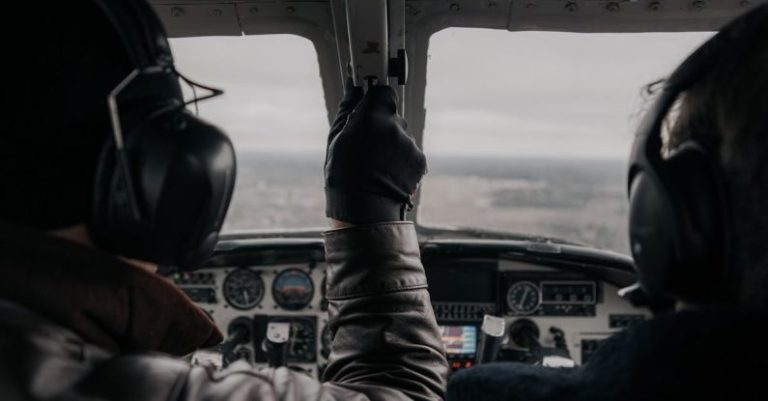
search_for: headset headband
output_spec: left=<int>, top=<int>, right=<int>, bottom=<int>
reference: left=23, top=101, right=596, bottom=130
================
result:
left=92, top=0, right=173, bottom=68
left=630, top=3, right=767, bottom=184
left=629, top=22, right=728, bottom=186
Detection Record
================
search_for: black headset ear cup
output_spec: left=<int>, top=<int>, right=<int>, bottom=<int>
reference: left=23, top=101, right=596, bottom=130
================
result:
left=629, top=170, right=678, bottom=299
left=92, top=133, right=149, bottom=251
left=661, top=142, right=726, bottom=301
left=87, top=0, right=236, bottom=268
left=629, top=142, right=726, bottom=302
left=91, top=108, right=236, bottom=268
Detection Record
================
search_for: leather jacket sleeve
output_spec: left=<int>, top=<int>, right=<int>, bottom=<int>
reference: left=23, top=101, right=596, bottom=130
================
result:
left=0, top=223, right=448, bottom=401
left=177, top=222, right=447, bottom=401
left=321, top=222, right=449, bottom=401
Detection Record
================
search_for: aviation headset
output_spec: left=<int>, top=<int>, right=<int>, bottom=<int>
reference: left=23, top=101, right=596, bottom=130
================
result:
left=88, top=0, right=236, bottom=269
left=627, top=4, right=767, bottom=304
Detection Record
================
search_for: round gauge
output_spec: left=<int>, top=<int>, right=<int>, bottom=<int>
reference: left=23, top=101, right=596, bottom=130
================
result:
left=272, top=269, right=315, bottom=310
left=270, top=317, right=317, bottom=363
left=223, top=268, right=264, bottom=310
left=506, top=281, right=541, bottom=315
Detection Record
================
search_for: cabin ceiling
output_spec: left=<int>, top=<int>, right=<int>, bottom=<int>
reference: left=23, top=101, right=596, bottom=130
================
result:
left=149, top=0, right=764, bottom=37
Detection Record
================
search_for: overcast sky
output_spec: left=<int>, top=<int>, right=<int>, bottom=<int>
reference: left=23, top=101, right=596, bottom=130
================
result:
left=169, top=29, right=713, bottom=160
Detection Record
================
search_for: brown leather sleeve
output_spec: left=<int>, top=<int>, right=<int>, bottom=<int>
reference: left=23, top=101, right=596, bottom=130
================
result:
left=321, top=222, right=449, bottom=401
left=0, top=222, right=448, bottom=401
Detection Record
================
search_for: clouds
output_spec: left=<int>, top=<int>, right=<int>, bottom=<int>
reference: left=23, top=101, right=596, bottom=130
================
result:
left=423, top=29, right=713, bottom=158
left=169, top=30, right=713, bottom=159
left=170, top=34, right=328, bottom=154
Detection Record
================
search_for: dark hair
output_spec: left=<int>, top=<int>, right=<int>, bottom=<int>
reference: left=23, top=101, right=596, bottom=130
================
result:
left=1, top=2, right=132, bottom=229
left=665, top=6, right=768, bottom=306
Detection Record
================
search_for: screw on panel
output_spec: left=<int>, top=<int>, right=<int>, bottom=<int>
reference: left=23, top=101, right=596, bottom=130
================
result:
left=250, top=7, right=259, bottom=15
left=171, top=7, right=185, bottom=17
left=405, top=4, right=421, bottom=16
left=691, top=0, right=706, bottom=10
left=648, top=1, right=663, bottom=11
left=606, top=2, right=620, bottom=12
left=525, top=2, right=537, bottom=9
left=450, top=3, right=462, bottom=12
left=286, top=6, right=296, bottom=14
left=488, top=1, right=499, bottom=8
left=212, top=8, right=223, bottom=17
left=565, top=2, right=579, bottom=12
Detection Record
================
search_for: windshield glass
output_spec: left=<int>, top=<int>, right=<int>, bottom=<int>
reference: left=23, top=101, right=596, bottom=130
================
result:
left=170, top=35, right=328, bottom=231
left=419, top=29, right=713, bottom=254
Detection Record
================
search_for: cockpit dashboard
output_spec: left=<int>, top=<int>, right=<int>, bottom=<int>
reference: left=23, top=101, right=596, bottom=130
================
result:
left=171, top=231, right=649, bottom=378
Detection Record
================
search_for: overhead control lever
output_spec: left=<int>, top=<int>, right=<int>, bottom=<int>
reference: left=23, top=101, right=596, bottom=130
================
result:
left=345, top=0, right=407, bottom=89
left=476, top=315, right=506, bottom=365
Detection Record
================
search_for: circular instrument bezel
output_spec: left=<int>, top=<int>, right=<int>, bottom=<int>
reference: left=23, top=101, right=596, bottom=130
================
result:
left=222, top=268, right=265, bottom=310
left=272, top=268, right=315, bottom=311
left=270, top=316, right=317, bottom=363
left=506, top=281, right=542, bottom=315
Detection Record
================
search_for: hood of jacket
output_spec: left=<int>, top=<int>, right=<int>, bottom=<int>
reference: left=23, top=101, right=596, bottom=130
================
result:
left=0, top=222, right=222, bottom=356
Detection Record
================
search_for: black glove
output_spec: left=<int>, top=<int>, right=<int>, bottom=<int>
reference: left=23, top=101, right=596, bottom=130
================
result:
left=325, top=82, right=427, bottom=224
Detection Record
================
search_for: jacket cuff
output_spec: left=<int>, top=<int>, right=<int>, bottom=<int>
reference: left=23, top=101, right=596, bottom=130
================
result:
left=325, top=187, right=404, bottom=224
left=323, top=222, right=427, bottom=300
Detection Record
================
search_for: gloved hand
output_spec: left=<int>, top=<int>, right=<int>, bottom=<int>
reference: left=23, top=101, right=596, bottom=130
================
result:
left=325, top=81, right=427, bottom=225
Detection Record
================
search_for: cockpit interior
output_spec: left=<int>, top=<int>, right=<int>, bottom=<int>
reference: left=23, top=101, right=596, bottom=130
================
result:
left=147, top=0, right=759, bottom=378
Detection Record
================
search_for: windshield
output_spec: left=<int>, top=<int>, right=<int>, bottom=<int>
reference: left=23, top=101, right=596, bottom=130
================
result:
left=419, top=29, right=713, bottom=254
left=170, top=35, right=328, bottom=231
left=170, top=30, right=714, bottom=252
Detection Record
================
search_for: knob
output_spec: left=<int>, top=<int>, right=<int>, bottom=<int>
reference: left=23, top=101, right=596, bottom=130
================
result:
left=508, top=318, right=540, bottom=349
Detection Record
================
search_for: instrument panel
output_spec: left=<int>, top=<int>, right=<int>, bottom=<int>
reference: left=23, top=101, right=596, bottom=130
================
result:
left=172, top=264, right=328, bottom=376
left=174, top=256, right=648, bottom=378
left=427, top=259, right=649, bottom=373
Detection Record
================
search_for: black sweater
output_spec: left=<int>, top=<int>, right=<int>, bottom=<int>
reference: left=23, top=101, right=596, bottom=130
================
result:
left=448, top=308, right=768, bottom=401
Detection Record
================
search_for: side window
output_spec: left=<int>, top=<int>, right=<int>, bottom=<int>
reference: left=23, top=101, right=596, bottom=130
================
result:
left=170, top=35, right=328, bottom=230
left=419, top=29, right=713, bottom=253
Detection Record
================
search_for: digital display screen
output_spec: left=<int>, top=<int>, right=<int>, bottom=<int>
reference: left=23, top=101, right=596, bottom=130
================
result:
left=426, top=263, right=497, bottom=303
left=439, top=325, right=477, bottom=355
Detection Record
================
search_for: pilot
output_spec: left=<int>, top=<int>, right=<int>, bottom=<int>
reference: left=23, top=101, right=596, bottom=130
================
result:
left=447, top=4, right=768, bottom=401
left=0, top=1, right=447, bottom=400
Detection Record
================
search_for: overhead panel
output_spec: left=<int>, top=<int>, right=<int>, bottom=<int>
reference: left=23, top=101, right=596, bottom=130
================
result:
left=151, top=2, right=242, bottom=37
left=403, top=0, right=513, bottom=31
left=504, top=0, right=761, bottom=32
left=402, top=0, right=765, bottom=33
left=237, top=1, right=334, bottom=37
left=150, top=0, right=767, bottom=37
